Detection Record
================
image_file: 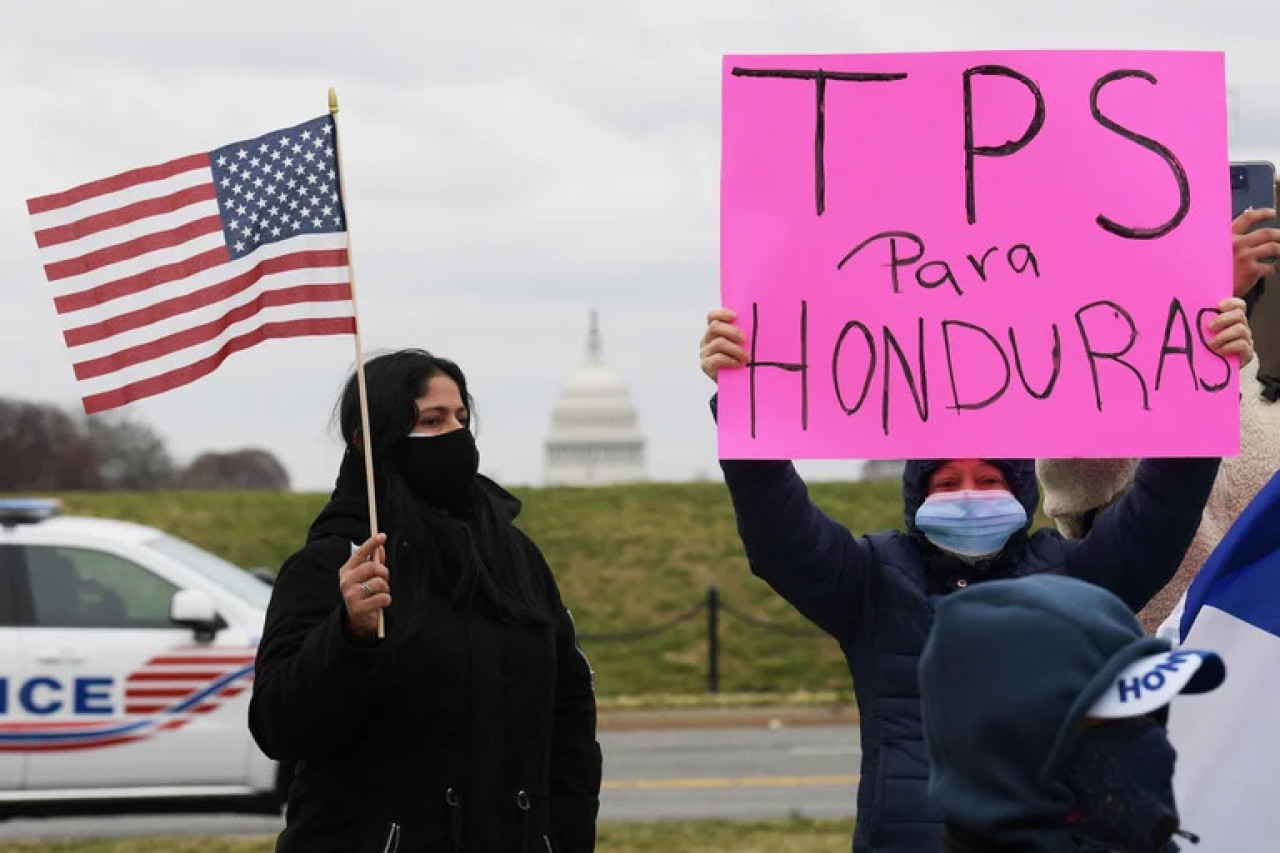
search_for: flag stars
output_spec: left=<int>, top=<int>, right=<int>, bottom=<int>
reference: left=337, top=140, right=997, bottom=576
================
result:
left=214, top=118, right=344, bottom=248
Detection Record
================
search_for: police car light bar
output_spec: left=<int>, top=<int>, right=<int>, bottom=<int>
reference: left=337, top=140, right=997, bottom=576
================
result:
left=0, top=498, right=62, bottom=525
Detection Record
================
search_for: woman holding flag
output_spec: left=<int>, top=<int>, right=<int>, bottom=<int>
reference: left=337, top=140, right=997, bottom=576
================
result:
left=249, top=349, right=602, bottom=853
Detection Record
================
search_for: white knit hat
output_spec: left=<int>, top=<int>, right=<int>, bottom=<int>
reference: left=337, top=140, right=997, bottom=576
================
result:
left=1035, top=457, right=1141, bottom=538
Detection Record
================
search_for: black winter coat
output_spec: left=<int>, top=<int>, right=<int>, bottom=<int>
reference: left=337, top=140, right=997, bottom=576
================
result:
left=249, top=482, right=601, bottom=853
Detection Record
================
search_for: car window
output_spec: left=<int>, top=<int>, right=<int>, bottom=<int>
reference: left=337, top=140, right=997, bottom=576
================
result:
left=25, top=545, right=177, bottom=630
left=146, top=534, right=271, bottom=610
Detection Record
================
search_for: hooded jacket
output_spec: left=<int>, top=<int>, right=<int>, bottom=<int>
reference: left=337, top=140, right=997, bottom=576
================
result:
left=718, top=447, right=1218, bottom=852
left=248, top=472, right=601, bottom=853
left=1038, top=357, right=1280, bottom=633
left=919, top=574, right=1173, bottom=852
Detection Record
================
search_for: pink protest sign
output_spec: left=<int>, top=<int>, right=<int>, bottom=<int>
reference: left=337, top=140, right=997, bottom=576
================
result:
left=719, top=51, right=1237, bottom=460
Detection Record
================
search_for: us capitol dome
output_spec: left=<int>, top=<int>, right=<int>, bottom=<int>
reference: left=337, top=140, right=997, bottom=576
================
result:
left=543, top=310, right=647, bottom=486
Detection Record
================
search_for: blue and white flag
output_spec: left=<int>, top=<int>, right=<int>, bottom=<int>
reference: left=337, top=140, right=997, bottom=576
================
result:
left=1167, top=468, right=1280, bottom=851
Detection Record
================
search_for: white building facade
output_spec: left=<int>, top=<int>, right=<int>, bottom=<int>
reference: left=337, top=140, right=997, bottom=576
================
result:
left=543, top=311, right=647, bottom=486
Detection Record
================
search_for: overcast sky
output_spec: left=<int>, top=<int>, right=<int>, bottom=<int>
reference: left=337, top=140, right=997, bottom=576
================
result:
left=2, top=1, right=1277, bottom=491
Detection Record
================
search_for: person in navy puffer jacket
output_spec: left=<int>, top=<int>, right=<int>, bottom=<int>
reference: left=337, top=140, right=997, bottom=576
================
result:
left=697, top=304, right=1251, bottom=853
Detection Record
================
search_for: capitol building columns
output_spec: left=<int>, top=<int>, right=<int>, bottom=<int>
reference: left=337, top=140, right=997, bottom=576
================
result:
left=543, top=310, right=648, bottom=486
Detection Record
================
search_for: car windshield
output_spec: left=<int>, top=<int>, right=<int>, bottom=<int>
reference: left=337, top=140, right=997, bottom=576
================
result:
left=146, top=534, right=272, bottom=610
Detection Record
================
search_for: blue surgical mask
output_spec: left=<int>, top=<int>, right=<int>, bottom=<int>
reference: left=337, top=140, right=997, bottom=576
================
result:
left=913, top=490, right=1027, bottom=558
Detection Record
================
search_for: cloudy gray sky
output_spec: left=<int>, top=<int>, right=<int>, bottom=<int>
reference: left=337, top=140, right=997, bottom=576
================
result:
left=2, top=0, right=1277, bottom=491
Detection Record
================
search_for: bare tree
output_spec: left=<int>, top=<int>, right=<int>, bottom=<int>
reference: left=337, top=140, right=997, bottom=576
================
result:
left=177, top=449, right=291, bottom=491
left=0, top=398, right=104, bottom=490
left=85, top=413, right=175, bottom=490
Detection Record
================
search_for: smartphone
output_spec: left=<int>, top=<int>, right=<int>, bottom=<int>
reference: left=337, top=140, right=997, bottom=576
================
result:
left=1230, top=161, right=1277, bottom=224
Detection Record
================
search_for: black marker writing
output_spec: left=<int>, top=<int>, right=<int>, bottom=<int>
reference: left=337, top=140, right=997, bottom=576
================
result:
left=967, top=246, right=1000, bottom=281
left=1155, top=298, right=1195, bottom=391
left=964, top=65, right=1046, bottom=225
left=942, top=320, right=1012, bottom=411
left=1090, top=70, right=1190, bottom=240
left=731, top=67, right=909, bottom=216
left=882, top=318, right=930, bottom=435
left=1194, top=307, right=1231, bottom=393
left=838, top=230, right=925, bottom=294
left=747, top=300, right=809, bottom=438
left=832, top=320, right=877, bottom=415
left=839, top=230, right=1041, bottom=295
left=1075, top=300, right=1150, bottom=411
left=1009, top=324, right=1062, bottom=399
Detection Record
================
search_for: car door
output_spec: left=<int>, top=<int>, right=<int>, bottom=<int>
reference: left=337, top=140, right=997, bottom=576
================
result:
left=15, top=543, right=251, bottom=791
left=0, top=543, right=26, bottom=792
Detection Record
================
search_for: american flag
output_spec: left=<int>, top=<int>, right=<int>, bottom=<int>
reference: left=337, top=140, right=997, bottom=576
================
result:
left=27, top=114, right=357, bottom=414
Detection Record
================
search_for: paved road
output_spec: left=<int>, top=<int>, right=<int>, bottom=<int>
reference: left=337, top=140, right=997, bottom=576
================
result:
left=0, top=725, right=861, bottom=840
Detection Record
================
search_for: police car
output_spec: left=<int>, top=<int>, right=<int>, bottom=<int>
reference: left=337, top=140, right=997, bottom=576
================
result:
left=0, top=499, right=286, bottom=817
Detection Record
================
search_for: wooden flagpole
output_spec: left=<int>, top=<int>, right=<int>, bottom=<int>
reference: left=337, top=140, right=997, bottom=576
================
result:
left=329, top=87, right=385, bottom=639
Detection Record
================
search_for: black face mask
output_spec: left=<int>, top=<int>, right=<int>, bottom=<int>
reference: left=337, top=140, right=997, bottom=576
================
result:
left=1064, top=718, right=1184, bottom=852
left=390, top=429, right=479, bottom=512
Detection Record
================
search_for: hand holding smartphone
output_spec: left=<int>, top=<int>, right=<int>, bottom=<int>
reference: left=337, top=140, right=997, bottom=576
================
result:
left=1230, top=161, right=1279, bottom=297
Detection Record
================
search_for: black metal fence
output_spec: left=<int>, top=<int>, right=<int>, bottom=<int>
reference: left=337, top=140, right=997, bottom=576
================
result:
left=576, top=585, right=824, bottom=693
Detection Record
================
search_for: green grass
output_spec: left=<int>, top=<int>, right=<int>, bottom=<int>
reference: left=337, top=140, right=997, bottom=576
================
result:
left=0, top=817, right=856, bottom=852
left=36, top=481, right=1049, bottom=698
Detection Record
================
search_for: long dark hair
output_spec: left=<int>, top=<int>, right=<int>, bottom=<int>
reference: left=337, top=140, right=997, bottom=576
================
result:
left=335, top=349, right=554, bottom=626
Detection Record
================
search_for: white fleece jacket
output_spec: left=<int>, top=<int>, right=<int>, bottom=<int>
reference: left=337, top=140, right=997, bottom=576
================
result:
left=1036, top=358, right=1280, bottom=634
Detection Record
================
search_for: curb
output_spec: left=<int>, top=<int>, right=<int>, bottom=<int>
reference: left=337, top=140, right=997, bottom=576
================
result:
left=598, top=704, right=859, bottom=732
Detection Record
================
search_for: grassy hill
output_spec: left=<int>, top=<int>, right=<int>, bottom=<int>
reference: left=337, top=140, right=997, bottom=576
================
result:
left=42, top=479, right=1035, bottom=698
